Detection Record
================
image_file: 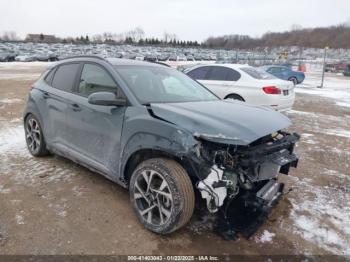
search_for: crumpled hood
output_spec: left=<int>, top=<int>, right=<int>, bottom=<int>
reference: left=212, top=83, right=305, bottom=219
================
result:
left=150, top=100, right=292, bottom=145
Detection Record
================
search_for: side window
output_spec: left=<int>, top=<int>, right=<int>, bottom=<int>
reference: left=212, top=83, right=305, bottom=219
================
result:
left=207, top=67, right=240, bottom=81
left=51, top=63, right=80, bottom=92
left=269, top=67, right=280, bottom=73
left=44, top=68, right=55, bottom=84
left=187, top=66, right=210, bottom=80
left=226, top=69, right=241, bottom=81
left=78, top=64, right=120, bottom=97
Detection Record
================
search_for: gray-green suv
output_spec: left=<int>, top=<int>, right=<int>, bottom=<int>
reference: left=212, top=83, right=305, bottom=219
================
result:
left=24, top=56, right=299, bottom=237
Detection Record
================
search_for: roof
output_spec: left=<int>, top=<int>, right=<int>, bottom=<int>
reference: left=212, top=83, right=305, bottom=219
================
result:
left=186, top=63, right=249, bottom=72
left=107, top=58, right=163, bottom=67
left=49, top=56, right=165, bottom=68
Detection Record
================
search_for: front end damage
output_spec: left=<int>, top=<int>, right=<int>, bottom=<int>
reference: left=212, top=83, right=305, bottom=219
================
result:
left=194, top=131, right=300, bottom=240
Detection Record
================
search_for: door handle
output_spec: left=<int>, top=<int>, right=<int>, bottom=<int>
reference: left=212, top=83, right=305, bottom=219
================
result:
left=42, top=92, right=50, bottom=99
left=71, top=103, right=82, bottom=112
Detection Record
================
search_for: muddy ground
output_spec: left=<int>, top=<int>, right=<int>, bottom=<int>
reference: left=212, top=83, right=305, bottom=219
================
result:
left=0, top=63, right=349, bottom=256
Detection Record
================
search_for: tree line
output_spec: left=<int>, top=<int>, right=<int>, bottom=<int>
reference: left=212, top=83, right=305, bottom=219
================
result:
left=203, top=24, right=350, bottom=49
left=2, top=24, right=350, bottom=49
left=0, top=28, right=200, bottom=47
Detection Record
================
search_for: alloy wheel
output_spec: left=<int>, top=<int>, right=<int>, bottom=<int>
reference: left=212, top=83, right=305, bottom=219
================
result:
left=25, top=118, right=41, bottom=154
left=133, top=169, right=173, bottom=226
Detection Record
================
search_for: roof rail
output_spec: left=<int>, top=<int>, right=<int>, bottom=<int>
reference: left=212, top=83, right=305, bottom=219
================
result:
left=148, top=61, right=171, bottom=67
left=59, top=55, right=108, bottom=62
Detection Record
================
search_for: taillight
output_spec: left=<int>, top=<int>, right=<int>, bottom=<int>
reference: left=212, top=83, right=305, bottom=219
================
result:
left=262, top=86, right=281, bottom=94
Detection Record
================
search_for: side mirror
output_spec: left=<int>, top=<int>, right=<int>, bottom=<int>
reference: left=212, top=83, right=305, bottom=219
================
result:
left=88, top=92, right=127, bottom=106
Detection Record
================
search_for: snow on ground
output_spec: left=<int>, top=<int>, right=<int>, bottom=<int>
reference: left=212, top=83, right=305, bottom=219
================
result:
left=288, top=176, right=350, bottom=255
left=0, top=125, right=75, bottom=186
left=255, top=230, right=276, bottom=243
left=0, top=61, right=53, bottom=68
left=336, top=101, right=350, bottom=108
left=323, top=129, right=350, bottom=138
left=0, top=125, right=29, bottom=157
left=0, top=73, right=41, bottom=80
left=296, top=72, right=350, bottom=108
left=0, top=98, right=22, bottom=104
left=287, top=71, right=350, bottom=254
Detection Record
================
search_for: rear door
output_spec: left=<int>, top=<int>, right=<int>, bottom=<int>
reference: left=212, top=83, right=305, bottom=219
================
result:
left=38, top=63, right=81, bottom=147
left=65, top=62, right=126, bottom=177
left=199, top=66, right=242, bottom=99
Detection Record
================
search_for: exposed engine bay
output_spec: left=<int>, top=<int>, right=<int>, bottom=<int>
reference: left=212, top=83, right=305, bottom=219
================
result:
left=195, top=131, right=300, bottom=239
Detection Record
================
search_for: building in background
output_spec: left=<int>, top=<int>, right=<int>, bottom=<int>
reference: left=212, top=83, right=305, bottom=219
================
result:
left=25, top=34, right=57, bottom=43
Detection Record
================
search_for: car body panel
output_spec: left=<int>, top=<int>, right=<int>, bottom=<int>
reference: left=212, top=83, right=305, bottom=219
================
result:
left=64, top=92, right=126, bottom=177
left=149, top=100, right=291, bottom=145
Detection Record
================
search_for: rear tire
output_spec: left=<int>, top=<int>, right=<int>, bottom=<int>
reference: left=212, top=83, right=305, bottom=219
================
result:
left=24, top=114, right=49, bottom=157
left=225, top=94, right=245, bottom=101
left=129, top=158, right=195, bottom=234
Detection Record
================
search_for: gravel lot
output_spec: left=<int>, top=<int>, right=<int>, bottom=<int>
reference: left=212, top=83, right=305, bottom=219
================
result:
left=0, top=62, right=349, bottom=255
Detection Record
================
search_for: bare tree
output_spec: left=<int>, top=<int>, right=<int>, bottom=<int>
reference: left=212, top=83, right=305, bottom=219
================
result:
left=1, top=31, right=19, bottom=41
left=92, top=34, right=103, bottom=43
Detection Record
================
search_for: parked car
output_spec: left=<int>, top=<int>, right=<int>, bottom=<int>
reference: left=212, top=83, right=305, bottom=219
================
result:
left=260, top=65, right=305, bottom=85
left=15, top=54, right=35, bottom=62
left=24, top=56, right=299, bottom=237
left=343, top=65, right=350, bottom=77
left=333, top=63, right=348, bottom=72
left=325, top=63, right=349, bottom=73
left=325, top=63, right=336, bottom=72
left=0, top=52, right=16, bottom=62
left=185, top=64, right=295, bottom=111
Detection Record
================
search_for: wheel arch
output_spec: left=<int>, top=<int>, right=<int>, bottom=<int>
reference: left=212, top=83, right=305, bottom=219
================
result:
left=122, top=147, right=198, bottom=188
left=224, top=93, right=245, bottom=101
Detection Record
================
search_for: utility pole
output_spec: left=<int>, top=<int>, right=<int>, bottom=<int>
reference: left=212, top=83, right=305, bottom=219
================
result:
left=318, top=45, right=329, bottom=88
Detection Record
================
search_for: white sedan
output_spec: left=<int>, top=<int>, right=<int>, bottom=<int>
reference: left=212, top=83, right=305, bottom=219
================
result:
left=184, top=64, right=295, bottom=111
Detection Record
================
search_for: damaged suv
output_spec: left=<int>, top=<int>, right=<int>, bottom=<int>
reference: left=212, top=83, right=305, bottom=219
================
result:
left=24, top=56, right=299, bottom=237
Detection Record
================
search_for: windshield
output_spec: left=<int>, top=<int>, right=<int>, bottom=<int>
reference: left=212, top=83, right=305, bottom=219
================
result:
left=115, top=65, right=219, bottom=104
left=241, top=67, right=276, bottom=80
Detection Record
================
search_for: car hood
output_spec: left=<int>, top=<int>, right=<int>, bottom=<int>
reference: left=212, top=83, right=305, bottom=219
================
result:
left=150, top=100, right=292, bottom=145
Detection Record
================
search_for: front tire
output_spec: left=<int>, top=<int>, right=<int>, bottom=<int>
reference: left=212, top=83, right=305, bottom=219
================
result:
left=129, top=158, right=195, bottom=234
left=24, top=114, right=49, bottom=157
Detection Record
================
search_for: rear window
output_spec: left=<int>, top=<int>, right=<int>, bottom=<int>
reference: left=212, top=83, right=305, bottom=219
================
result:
left=51, top=63, right=80, bottom=92
left=241, top=67, right=276, bottom=80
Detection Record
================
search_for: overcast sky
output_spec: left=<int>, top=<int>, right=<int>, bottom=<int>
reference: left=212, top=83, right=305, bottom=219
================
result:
left=1, top=0, right=349, bottom=41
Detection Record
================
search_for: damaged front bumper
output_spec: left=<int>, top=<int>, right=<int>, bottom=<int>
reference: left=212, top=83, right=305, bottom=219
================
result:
left=194, top=131, right=299, bottom=239
left=217, top=180, right=285, bottom=240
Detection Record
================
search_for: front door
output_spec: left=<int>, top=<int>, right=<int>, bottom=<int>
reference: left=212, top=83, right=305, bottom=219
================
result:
left=65, top=63, right=126, bottom=178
